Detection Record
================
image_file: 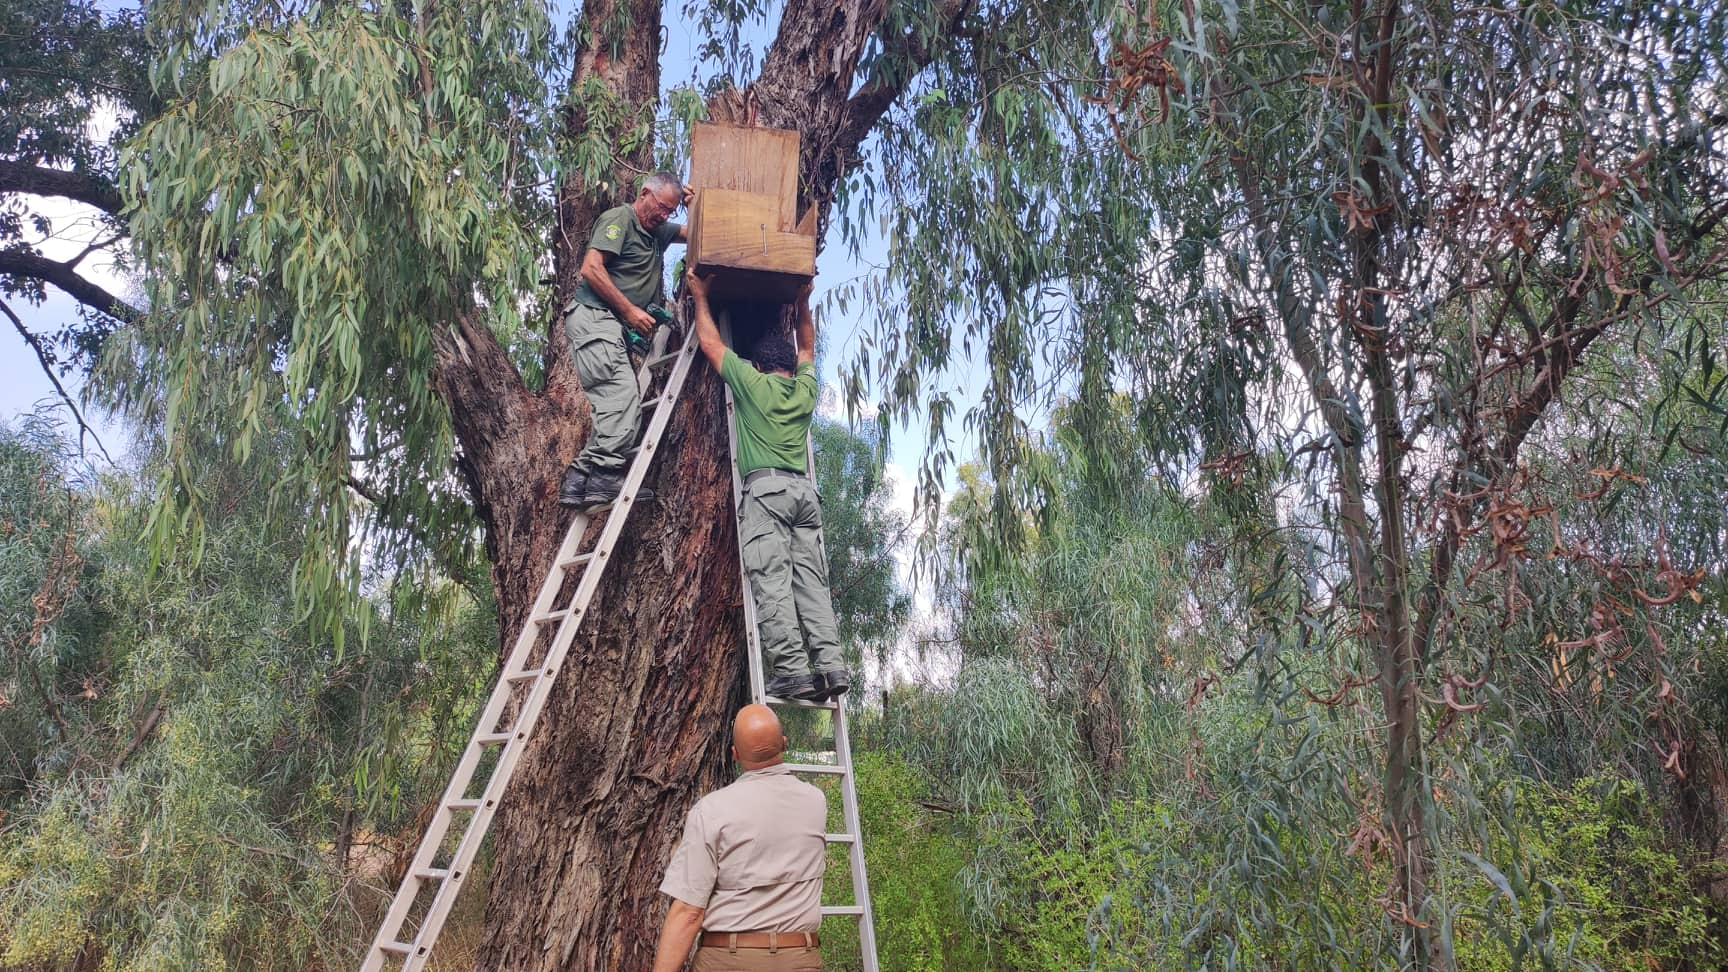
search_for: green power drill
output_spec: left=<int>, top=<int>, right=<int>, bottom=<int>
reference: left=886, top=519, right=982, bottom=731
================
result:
left=625, top=304, right=676, bottom=356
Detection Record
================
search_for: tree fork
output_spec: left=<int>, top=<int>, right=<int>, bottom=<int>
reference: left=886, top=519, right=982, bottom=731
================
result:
left=418, top=3, right=969, bottom=969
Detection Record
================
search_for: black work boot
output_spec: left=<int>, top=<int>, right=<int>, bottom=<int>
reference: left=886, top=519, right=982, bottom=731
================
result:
left=818, top=669, right=851, bottom=699
left=558, top=466, right=587, bottom=508
left=580, top=468, right=655, bottom=509
left=765, top=673, right=822, bottom=702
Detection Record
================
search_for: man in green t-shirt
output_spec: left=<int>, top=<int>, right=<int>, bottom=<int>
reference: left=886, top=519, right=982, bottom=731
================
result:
left=685, top=270, right=849, bottom=703
left=558, top=172, right=693, bottom=509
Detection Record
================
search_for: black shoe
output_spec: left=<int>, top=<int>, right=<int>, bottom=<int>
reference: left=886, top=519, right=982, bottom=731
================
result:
left=765, top=673, right=820, bottom=701
left=558, top=467, right=587, bottom=508
left=580, top=469, right=655, bottom=509
left=818, top=669, right=851, bottom=699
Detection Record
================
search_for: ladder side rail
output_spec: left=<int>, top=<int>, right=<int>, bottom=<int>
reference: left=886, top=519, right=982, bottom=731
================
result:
left=718, top=311, right=769, bottom=701
left=394, top=327, right=702, bottom=971
left=362, top=507, right=597, bottom=970
left=794, top=330, right=880, bottom=971
left=363, top=322, right=698, bottom=971
left=833, top=702, right=880, bottom=971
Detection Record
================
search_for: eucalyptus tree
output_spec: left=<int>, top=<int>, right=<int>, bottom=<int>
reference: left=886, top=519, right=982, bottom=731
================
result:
left=857, top=0, right=1728, bottom=966
left=0, top=0, right=151, bottom=448
left=110, top=1, right=971, bottom=968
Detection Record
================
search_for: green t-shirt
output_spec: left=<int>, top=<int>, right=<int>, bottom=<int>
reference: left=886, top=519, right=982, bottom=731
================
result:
left=571, top=205, right=683, bottom=313
left=721, top=350, right=817, bottom=476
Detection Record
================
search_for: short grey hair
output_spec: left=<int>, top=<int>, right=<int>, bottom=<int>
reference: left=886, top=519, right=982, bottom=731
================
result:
left=643, top=171, right=682, bottom=196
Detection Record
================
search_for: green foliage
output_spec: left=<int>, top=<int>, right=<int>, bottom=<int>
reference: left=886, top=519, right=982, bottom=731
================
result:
left=112, top=0, right=557, bottom=654
left=847, top=0, right=1728, bottom=961
left=0, top=419, right=495, bottom=970
left=843, top=751, right=990, bottom=972
left=0, top=413, right=102, bottom=805
left=0, top=0, right=148, bottom=175
left=1455, top=777, right=1724, bottom=971
left=881, top=397, right=1728, bottom=968
left=813, top=419, right=912, bottom=691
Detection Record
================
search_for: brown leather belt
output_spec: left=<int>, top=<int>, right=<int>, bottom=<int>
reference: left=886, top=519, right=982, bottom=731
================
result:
left=699, top=931, right=819, bottom=950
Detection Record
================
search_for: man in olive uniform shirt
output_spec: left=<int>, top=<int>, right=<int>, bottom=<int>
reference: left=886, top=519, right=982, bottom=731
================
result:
left=684, top=271, right=849, bottom=703
left=650, top=704, right=826, bottom=971
left=559, top=172, right=692, bottom=509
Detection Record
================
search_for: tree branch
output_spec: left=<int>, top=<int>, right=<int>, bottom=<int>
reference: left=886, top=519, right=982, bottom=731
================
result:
left=0, top=298, right=114, bottom=462
left=111, top=695, right=166, bottom=771
left=1412, top=239, right=1728, bottom=662
left=0, top=159, right=125, bottom=215
left=836, top=0, right=977, bottom=160
left=0, top=247, right=140, bottom=322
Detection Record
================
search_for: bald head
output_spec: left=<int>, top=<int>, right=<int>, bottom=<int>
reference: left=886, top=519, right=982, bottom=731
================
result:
left=731, top=704, right=787, bottom=770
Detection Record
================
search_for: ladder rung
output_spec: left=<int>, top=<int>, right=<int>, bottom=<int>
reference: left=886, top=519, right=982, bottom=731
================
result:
left=765, top=695, right=836, bottom=710
left=559, top=552, right=596, bottom=570
left=475, top=732, right=513, bottom=746
left=824, top=833, right=855, bottom=844
left=532, top=609, right=571, bottom=626
left=821, top=905, right=865, bottom=917
left=447, top=798, right=481, bottom=811
left=646, top=350, right=680, bottom=368
left=414, top=867, right=451, bottom=881
left=505, top=667, right=547, bottom=683
left=784, top=763, right=846, bottom=775
left=378, top=941, right=417, bottom=955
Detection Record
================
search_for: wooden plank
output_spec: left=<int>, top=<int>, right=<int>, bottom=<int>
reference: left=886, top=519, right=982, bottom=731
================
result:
left=795, top=202, right=818, bottom=238
left=690, top=123, right=799, bottom=231
left=691, top=189, right=816, bottom=279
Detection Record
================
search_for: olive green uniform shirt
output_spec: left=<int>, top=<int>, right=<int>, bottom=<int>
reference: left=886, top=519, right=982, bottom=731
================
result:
left=658, top=763, right=828, bottom=933
left=570, top=205, right=682, bottom=315
left=720, top=350, right=816, bottom=476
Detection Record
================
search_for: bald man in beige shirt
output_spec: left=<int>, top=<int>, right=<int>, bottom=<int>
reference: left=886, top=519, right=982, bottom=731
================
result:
left=650, top=704, right=827, bottom=971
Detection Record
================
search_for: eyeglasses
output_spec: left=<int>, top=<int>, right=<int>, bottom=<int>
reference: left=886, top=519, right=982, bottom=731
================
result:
left=644, top=191, right=682, bottom=218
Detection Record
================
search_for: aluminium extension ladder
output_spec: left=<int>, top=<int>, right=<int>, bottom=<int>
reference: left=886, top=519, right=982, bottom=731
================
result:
left=361, top=317, right=699, bottom=971
left=719, top=311, right=881, bottom=971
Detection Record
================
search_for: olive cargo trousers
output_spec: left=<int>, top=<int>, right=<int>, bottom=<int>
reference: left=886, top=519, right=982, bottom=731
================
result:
left=565, top=302, right=641, bottom=475
left=739, top=475, right=843, bottom=679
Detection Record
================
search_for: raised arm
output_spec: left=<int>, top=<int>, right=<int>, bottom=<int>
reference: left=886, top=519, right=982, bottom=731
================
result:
left=674, top=184, right=695, bottom=242
left=793, top=280, right=815, bottom=367
left=684, top=270, right=727, bottom=372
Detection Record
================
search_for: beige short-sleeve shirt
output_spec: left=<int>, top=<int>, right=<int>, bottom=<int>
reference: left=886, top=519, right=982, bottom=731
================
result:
left=659, top=763, right=828, bottom=932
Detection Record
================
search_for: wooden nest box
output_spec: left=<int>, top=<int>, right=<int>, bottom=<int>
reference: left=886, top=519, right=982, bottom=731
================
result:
left=687, top=122, right=817, bottom=302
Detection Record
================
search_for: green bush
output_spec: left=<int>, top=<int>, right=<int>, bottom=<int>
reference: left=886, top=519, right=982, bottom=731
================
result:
left=833, top=751, right=993, bottom=972
left=989, top=799, right=1175, bottom=971
left=1456, top=776, right=1723, bottom=971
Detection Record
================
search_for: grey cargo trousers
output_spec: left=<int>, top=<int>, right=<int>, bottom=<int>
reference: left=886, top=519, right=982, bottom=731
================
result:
left=565, top=302, right=641, bottom=475
left=740, top=474, right=843, bottom=679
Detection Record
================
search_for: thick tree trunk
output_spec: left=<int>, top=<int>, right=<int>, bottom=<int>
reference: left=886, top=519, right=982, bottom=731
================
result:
left=421, top=4, right=971, bottom=970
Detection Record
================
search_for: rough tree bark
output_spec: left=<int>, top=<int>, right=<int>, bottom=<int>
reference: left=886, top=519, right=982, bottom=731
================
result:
left=420, top=4, right=973, bottom=970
